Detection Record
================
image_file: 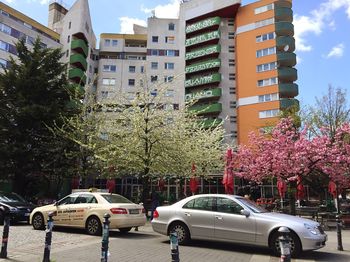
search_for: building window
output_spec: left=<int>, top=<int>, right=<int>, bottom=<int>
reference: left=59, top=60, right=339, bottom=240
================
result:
left=228, top=19, right=235, bottom=26
left=68, top=21, right=71, bottom=29
left=259, top=109, right=280, bottom=118
left=165, top=36, right=175, bottom=44
left=129, top=66, right=136, bottom=73
left=101, top=91, right=109, bottom=99
left=67, top=35, right=70, bottom=43
left=140, top=66, right=145, bottom=73
left=168, top=23, right=175, bottom=31
left=258, top=93, right=279, bottom=102
left=165, top=89, right=175, bottom=97
left=0, top=58, right=8, bottom=69
left=112, top=40, right=118, bottom=46
left=229, top=87, right=236, bottom=94
left=0, top=23, right=11, bottom=35
left=228, top=32, right=235, bottom=39
left=165, top=62, right=174, bottom=70
left=26, top=36, right=35, bottom=46
left=256, top=47, right=276, bottom=58
left=66, top=50, right=69, bottom=57
left=166, top=50, right=176, bottom=56
left=164, top=76, right=174, bottom=82
left=256, top=32, right=275, bottom=43
left=152, top=36, right=159, bottom=43
left=103, top=65, right=117, bottom=72
left=230, top=101, right=237, bottom=108
left=0, top=40, right=10, bottom=52
left=229, top=46, right=235, bottom=53
left=229, top=73, right=236, bottom=80
left=151, top=49, right=159, bottom=56
left=257, top=77, right=278, bottom=87
left=104, top=39, right=110, bottom=46
left=230, top=116, right=237, bottom=123
left=257, top=62, right=277, bottom=72
left=151, top=75, right=158, bottom=82
left=151, top=62, right=158, bottom=69
left=255, top=18, right=274, bottom=28
left=255, top=3, right=274, bottom=14
left=128, top=79, right=135, bottom=86
left=102, top=78, right=116, bottom=85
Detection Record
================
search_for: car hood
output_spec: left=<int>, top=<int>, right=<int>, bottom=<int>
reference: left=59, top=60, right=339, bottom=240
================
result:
left=258, top=212, right=319, bottom=225
left=1, top=201, right=34, bottom=209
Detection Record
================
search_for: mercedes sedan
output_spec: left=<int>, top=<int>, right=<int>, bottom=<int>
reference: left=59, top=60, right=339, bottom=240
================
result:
left=151, top=194, right=327, bottom=257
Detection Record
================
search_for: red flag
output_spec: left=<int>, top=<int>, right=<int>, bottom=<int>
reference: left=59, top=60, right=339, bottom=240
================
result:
left=296, top=176, right=305, bottom=200
left=328, top=181, right=337, bottom=198
left=106, top=179, right=115, bottom=193
left=222, top=148, right=234, bottom=194
left=277, top=179, right=287, bottom=199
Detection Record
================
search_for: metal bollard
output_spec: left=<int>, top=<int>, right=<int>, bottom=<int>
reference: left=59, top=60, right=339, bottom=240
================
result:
left=170, top=231, right=180, bottom=262
left=43, top=212, right=55, bottom=262
left=336, top=214, right=343, bottom=251
left=101, top=213, right=111, bottom=262
left=0, top=206, right=10, bottom=258
left=278, top=227, right=291, bottom=262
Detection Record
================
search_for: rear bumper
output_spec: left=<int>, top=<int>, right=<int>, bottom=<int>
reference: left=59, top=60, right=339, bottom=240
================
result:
left=109, top=216, right=146, bottom=229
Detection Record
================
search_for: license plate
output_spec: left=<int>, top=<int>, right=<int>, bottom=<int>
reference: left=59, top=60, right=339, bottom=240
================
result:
left=24, top=213, right=30, bottom=216
left=129, top=209, right=139, bottom=214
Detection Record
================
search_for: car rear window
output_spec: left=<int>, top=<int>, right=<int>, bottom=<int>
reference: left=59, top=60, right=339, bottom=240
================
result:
left=101, top=194, right=133, bottom=204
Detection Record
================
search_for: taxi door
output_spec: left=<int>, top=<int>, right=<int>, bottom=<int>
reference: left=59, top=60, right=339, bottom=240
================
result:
left=69, top=194, right=98, bottom=227
left=54, top=195, right=77, bottom=226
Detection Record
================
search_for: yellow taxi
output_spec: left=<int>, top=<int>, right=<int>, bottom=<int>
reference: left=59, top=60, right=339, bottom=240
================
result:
left=29, top=189, right=146, bottom=235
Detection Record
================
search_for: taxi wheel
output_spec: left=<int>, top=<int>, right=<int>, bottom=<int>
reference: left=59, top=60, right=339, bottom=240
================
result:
left=32, top=212, right=45, bottom=230
left=270, top=230, right=302, bottom=258
left=119, top=227, right=132, bottom=233
left=86, top=216, right=102, bottom=236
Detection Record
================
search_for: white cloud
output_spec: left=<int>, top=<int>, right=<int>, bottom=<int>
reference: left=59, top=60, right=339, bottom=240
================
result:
left=294, top=0, right=350, bottom=52
left=141, top=0, right=180, bottom=18
left=326, top=43, right=345, bottom=58
left=119, top=17, right=147, bottom=34
left=4, top=0, right=15, bottom=3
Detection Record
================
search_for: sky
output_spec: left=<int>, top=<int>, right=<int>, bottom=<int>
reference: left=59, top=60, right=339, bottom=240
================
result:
left=2, top=0, right=350, bottom=107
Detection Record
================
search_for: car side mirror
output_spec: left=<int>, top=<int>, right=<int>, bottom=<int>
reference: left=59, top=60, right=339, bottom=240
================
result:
left=241, top=209, right=250, bottom=217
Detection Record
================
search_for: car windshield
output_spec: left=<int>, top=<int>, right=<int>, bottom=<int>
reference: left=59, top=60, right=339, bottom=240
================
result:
left=238, top=198, right=268, bottom=213
left=101, top=194, right=133, bottom=204
left=0, top=192, right=26, bottom=202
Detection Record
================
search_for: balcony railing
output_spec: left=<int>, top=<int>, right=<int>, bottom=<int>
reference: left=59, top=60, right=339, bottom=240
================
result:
left=186, top=17, right=221, bottom=34
left=185, top=73, right=221, bottom=88
left=279, top=83, right=298, bottom=98
left=275, top=6, right=293, bottom=22
left=280, top=98, right=299, bottom=110
left=185, top=45, right=221, bottom=61
left=190, top=102, right=222, bottom=115
left=71, top=39, right=88, bottom=58
left=278, top=67, right=297, bottom=82
left=275, top=22, right=294, bottom=36
left=185, top=58, right=221, bottom=74
left=277, top=52, right=296, bottom=67
left=185, top=30, right=220, bottom=47
left=276, top=36, right=295, bottom=52
left=185, top=88, right=222, bottom=101
left=199, top=118, right=222, bottom=128
left=274, top=0, right=292, bottom=9
left=69, top=68, right=86, bottom=86
left=69, top=53, right=87, bottom=71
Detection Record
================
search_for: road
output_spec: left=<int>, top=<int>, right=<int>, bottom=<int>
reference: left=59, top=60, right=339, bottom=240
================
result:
left=1, top=222, right=350, bottom=262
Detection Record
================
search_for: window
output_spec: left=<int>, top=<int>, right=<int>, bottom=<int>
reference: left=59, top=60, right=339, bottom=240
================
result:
left=166, top=50, right=176, bottom=56
left=151, top=75, right=158, bottom=82
left=229, top=87, right=236, bottom=94
left=0, top=40, right=9, bottom=52
left=0, top=23, right=11, bottom=35
left=168, top=23, right=175, bottom=31
left=66, top=50, right=69, bottom=57
left=228, top=32, right=235, bottom=39
left=104, top=39, right=110, bottom=46
left=68, top=21, right=72, bottom=29
left=255, top=3, right=274, bottom=14
left=140, top=66, right=145, bottom=73
left=0, top=10, right=9, bottom=17
left=183, top=197, right=213, bottom=211
left=0, top=58, right=8, bottom=69
left=152, top=36, right=158, bottom=43
left=112, top=40, right=118, bottom=46
left=67, top=35, right=70, bottom=43
left=256, top=32, right=275, bottom=43
left=129, top=66, right=136, bottom=73
left=102, top=78, right=116, bottom=85
left=165, top=36, right=175, bottom=44
left=26, top=35, right=35, bottom=46
left=229, top=73, right=236, bottom=80
left=164, top=76, right=174, bottom=82
left=229, top=59, right=235, bottom=67
left=259, top=109, right=280, bottom=118
left=128, top=79, right=135, bottom=86
left=216, top=198, right=243, bottom=214
left=256, top=47, right=276, bottom=58
left=151, top=49, right=159, bottom=56
left=229, top=46, right=235, bottom=53
left=101, top=91, right=109, bottom=99
left=228, top=19, right=235, bottom=26
left=151, top=62, right=158, bottom=69
left=103, top=65, right=116, bottom=72
left=165, top=62, right=174, bottom=70
left=165, top=89, right=175, bottom=97
left=257, top=62, right=277, bottom=72
left=230, top=101, right=237, bottom=108
left=257, top=77, right=278, bottom=87
left=255, top=18, right=274, bottom=28
left=258, top=93, right=279, bottom=102
left=230, top=116, right=237, bottom=123
left=23, top=22, right=32, bottom=29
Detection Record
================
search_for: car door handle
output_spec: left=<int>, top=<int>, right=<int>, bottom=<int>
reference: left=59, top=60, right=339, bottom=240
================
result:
left=215, top=215, right=223, bottom=220
left=184, top=212, right=191, bottom=217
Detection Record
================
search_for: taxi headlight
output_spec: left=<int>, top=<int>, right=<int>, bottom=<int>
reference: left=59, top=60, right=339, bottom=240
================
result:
left=304, top=223, right=320, bottom=235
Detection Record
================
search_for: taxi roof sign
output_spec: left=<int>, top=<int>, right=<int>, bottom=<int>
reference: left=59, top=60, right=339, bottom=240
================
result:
left=72, top=188, right=109, bottom=193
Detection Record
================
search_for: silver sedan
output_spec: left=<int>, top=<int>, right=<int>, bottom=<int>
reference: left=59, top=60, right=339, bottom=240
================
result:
left=151, top=194, right=327, bottom=257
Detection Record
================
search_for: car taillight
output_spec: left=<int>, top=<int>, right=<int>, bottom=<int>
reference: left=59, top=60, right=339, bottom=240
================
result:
left=110, top=208, right=127, bottom=214
left=153, top=209, right=159, bottom=219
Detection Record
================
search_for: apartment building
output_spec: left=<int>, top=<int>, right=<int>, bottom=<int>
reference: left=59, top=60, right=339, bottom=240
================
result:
left=180, top=0, right=298, bottom=145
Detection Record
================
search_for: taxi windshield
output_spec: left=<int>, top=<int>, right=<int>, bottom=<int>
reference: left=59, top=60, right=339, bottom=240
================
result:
left=101, top=194, right=133, bottom=204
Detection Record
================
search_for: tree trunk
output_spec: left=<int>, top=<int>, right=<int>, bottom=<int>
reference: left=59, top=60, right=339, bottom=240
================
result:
left=289, top=181, right=296, bottom=216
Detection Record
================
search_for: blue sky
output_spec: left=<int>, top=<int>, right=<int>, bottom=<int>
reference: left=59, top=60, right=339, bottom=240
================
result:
left=3, top=0, right=350, bottom=107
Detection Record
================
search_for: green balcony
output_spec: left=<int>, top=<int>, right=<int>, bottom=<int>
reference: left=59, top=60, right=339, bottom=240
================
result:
left=185, top=88, right=222, bottom=101
left=278, top=67, right=297, bottom=82
left=186, top=17, right=221, bottom=34
left=276, top=36, right=295, bottom=52
left=190, top=102, right=222, bottom=115
left=275, top=7, right=293, bottom=22
left=185, top=30, right=220, bottom=47
left=185, top=59, right=221, bottom=74
left=274, top=0, right=292, bottom=8
left=279, top=83, right=298, bottom=98
left=71, top=39, right=88, bottom=58
left=69, top=53, right=87, bottom=71
left=275, top=22, right=294, bottom=36
left=277, top=52, right=296, bottom=67
left=185, top=45, right=221, bottom=61
left=280, top=98, right=299, bottom=110
left=199, top=118, right=223, bottom=128
left=69, top=68, right=86, bottom=86
left=185, top=73, right=221, bottom=88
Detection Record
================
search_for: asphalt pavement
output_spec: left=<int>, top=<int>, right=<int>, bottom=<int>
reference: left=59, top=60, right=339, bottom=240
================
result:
left=0, top=222, right=350, bottom=262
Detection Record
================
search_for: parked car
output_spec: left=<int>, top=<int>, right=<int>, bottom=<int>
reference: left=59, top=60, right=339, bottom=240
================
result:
left=30, top=190, right=146, bottom=235
left=0, top=191, right=35, bottom=224
left=151, top=194, right=327, bottom=257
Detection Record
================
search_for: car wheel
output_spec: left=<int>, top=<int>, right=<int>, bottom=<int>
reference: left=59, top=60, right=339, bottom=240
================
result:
left=169, top=222, right=190, bottom=245
left=86, top=216, right=102, bottom=236
left=32, top=212, right=45, bottom=230
left=119, top=227, right=132, bottom=233
left=270, top=230, right=302, bottom=258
